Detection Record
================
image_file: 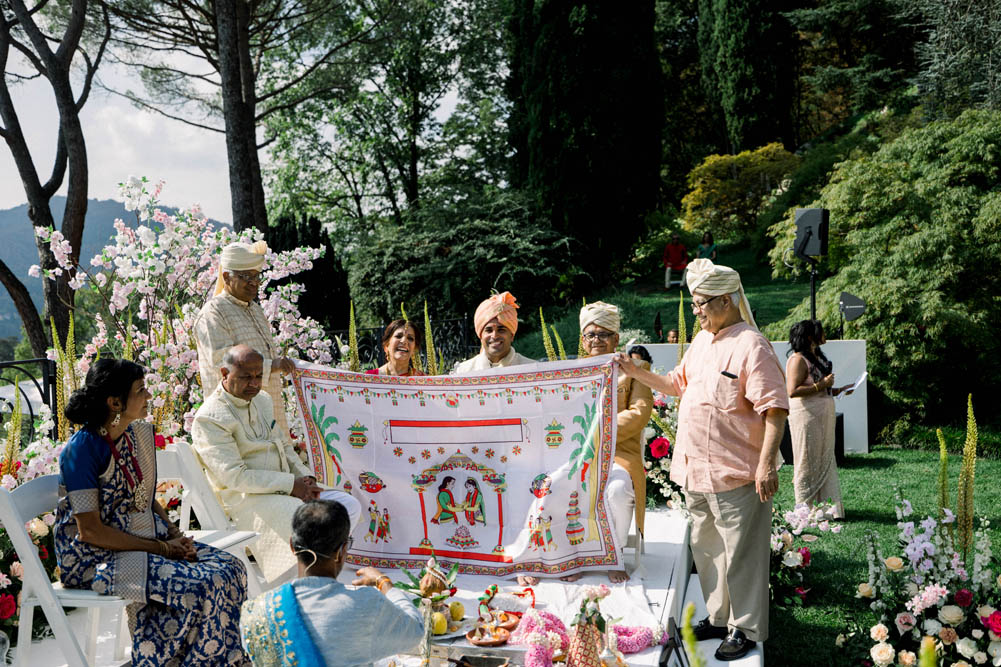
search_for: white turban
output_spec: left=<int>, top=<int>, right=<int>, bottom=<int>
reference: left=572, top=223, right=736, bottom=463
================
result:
left=686, top=258, right=757, bottom=330
left=579, top=301, right=620, bottom=334
left=214, top=241, right=269, bottom=295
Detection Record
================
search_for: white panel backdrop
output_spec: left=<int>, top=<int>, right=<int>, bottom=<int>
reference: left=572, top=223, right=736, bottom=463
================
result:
left=640, top=340, right=869, bottom=453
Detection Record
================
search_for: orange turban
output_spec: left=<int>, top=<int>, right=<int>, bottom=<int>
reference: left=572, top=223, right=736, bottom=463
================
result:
left=473, top=292, right=520, bottom=337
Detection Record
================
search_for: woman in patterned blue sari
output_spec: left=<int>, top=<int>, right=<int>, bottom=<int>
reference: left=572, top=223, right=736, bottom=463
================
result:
left=54, top=358, right=250, bottom=666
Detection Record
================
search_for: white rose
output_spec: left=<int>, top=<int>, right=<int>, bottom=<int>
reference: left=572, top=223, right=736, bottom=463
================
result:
left=974, top=651, right=988, bottom=664
left=870, top=623, right=889, bottom=642
left=782, top=550, right=803, bottom=568
left=923, top=619, right=942, bottom=636
left=905, top=581, right=920, bottom=597
left=27, top=517, right=49, bottom=538
left=835, top=634, right=847, bottom=648
left=957, top=637, right=979, bottom=659
left=940, top=605, right=966, bottom=626
left=870, top=642, right=896, bottom=667
left=987, top=641, right=1001, bottom=662
left=974, top=629, right=985, bottom=639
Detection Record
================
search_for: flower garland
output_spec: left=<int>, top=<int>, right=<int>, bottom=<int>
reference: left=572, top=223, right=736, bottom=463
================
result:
left=609, top=623, right=669, bottom=653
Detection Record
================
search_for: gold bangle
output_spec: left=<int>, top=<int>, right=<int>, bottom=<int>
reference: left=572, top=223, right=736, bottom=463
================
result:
left=376, top=576, right=392, bottom=591
left=158, top=539, right=168, bottom=557
left=813, top=383, right=819, bottom=393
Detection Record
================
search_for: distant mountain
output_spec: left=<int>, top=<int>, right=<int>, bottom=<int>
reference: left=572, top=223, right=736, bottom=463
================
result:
left=0, top=197, right=227, bottom=339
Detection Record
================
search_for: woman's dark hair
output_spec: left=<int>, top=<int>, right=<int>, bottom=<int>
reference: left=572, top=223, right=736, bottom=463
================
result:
left=64, top=358, right=145, bottom=429
left=787, top=319, right=832, bottom=375
left=291, top=499, right=349, bottom=563
left=381, top=319, right=423, bottom=351
left=628, top=345, right=652, bottom=364
left=702, top=231, right=714, bottom=245
left=438, top=475, right=455, bottom=492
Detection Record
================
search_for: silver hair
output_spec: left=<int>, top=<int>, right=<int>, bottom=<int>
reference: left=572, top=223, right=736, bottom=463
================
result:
left=727, top=291, right=740, bottom=308
left=221, top=346, right=263, bottom=373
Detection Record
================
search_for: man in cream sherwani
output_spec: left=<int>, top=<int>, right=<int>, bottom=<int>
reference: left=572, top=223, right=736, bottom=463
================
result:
left=191, top=344, right=361, bottom=582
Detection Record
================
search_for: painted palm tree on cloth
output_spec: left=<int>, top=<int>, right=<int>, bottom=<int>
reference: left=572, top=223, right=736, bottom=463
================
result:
left=567, top=401, right=601, bottom=542
left=310, top=402, right=343, bottom=486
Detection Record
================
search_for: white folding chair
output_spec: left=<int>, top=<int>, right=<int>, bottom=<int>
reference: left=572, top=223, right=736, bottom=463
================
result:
left=0, top=475, right=130, bottom=667
left=156, top=443, right=264, bottom=596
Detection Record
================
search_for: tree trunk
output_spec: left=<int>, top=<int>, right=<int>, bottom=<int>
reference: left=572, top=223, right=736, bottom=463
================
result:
left=215, top=0, right=266, bottom=231
left=0, top=259, right=48, bottom=357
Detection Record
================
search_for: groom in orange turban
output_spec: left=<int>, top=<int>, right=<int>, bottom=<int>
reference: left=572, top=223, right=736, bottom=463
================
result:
left=454, top=291, right=535, bottom=372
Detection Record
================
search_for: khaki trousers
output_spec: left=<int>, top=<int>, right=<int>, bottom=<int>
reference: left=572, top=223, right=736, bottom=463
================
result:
left=685, top=482, right=771, bottom=642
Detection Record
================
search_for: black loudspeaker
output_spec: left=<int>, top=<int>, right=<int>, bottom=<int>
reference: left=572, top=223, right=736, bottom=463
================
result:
left=794, top=208, right=829, bottom=258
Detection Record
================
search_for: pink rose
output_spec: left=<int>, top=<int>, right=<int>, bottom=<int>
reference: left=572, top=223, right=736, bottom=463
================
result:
left=956, top=588, right=974, bottom=607
left=9, top=562, right=23, bottom=580
left=649, top=437, right=670, bottom=459
left=799, top=547, right=811, bottom=567
left=982, top=611, right=1001, bottom=635
left=895, top=612, right=916, bottom=635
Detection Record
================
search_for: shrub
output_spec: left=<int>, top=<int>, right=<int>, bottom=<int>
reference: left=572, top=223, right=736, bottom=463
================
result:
left=763, top=109, right=1001, bottom=427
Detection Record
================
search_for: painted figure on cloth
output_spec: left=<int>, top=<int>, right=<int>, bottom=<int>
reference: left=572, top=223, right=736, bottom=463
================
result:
left=463, top=478, right=487, bottom=526
left=542, top=515, right=556, bottom=551
left=378, top=508, right=392, bottom=541
left=365, top=502, right=380, bottom=542
left=431, top=476, right=460, bottom=525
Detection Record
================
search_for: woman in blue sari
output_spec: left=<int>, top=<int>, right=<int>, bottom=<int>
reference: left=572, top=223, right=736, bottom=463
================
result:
left=54, top=358, right=249, bottom=666
left=241, top=499, right=423, bottom=665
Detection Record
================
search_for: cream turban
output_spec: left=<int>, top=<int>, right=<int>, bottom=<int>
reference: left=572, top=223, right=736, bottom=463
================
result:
left=214, top=240, right=269, bottom=295
left=686, top=258, right=757, bottom=330
left=473, top=291, right=520, bottom=337
left=579, top=301, right=620, bottom=334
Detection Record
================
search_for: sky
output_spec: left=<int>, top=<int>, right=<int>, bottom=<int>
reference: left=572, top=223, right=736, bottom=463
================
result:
left=0, top=65, right=234, bottom=223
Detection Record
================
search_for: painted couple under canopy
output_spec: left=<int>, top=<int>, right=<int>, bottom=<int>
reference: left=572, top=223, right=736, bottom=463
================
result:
left=430, top=476, right=487, bottom=526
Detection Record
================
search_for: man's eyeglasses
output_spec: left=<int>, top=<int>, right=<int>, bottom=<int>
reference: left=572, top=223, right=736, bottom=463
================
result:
left=231, top=271, right=262, bottom=284
left=339, top=536, right=354, bottom=552
left=582, top=332, right=616, bottom=343
left=691, top=295, right=723, bottom=312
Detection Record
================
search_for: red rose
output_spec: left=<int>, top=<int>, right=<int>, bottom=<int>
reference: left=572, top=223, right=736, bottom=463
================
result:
left=982, top=610, right=1001, bottom=634
left=154, top=435, right=166, bottom=449
left=955, top=588, right=973, bottom=607
left=0, top=594, right=16, bottom=620
left=38, top=544, right=48, bottom=560
left=798, top=547, right=811, bottom=567
left=794, top=586, right=809, bottom=601
left=650, top=437, right=671, bottom=459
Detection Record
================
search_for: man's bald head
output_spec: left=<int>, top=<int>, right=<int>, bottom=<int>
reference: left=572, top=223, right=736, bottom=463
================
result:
left=220, top=345, right=264, bottom=400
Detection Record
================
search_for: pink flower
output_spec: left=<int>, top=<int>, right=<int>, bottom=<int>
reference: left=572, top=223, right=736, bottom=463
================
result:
left=799, top=547, right=811, bottom=567
left=794, top=586, right=809, bottom=602
left=955, top=588, right=974, bottom=607
left=982, top=610, right=1001, bottom=635
left=649, top=437, right=670, bottom=458
left=894, top=611, right=916, bottom=635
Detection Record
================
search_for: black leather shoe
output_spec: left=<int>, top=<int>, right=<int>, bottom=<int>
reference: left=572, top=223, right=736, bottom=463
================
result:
left=715, top=629, right=756, bottom=661
left=692, top=616, right=728, bottom=641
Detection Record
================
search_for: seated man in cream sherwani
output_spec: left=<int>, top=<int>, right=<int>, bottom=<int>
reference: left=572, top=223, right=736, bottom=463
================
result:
left=191, top=345, right=361, bottom=583
left=454, top=291, right=535, bottom=372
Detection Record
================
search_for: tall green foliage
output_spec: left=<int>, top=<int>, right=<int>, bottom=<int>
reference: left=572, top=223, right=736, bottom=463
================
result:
left=955, top=396, right=978, bottom=559
left=507, top=0, right=663, bottom=289
left=698, top=0, right=798, bottom=151
left=910, top=0, right=1001, bottom=117
left=540, top=308, right=557, bottom=362
left=677, top=291, right=687, bottom=362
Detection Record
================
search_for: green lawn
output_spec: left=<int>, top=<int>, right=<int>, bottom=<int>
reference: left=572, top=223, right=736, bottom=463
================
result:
left=516, top=243, right=811, bottom=359
left=767, top=447, right=1001, bottom=665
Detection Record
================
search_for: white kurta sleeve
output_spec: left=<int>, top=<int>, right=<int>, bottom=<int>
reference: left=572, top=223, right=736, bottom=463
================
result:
left=191, top=410, right=296, bottom=495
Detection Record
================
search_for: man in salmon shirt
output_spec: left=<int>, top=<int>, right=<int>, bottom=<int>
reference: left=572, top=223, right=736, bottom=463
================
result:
left=616, top=258, right=788, bottom=661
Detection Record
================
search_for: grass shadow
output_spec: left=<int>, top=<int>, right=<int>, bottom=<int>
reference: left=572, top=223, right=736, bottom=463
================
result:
left=840, top=455, right=895, bottom=470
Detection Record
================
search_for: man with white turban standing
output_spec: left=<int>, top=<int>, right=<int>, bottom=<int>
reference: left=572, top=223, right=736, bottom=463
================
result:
left=616, top=259, right=788, bottom=661
left=454, top=291, right=535, bottom=372
left=579, top=301, right=653, bottom=584
left=194, top=241, right=296, bottom=437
